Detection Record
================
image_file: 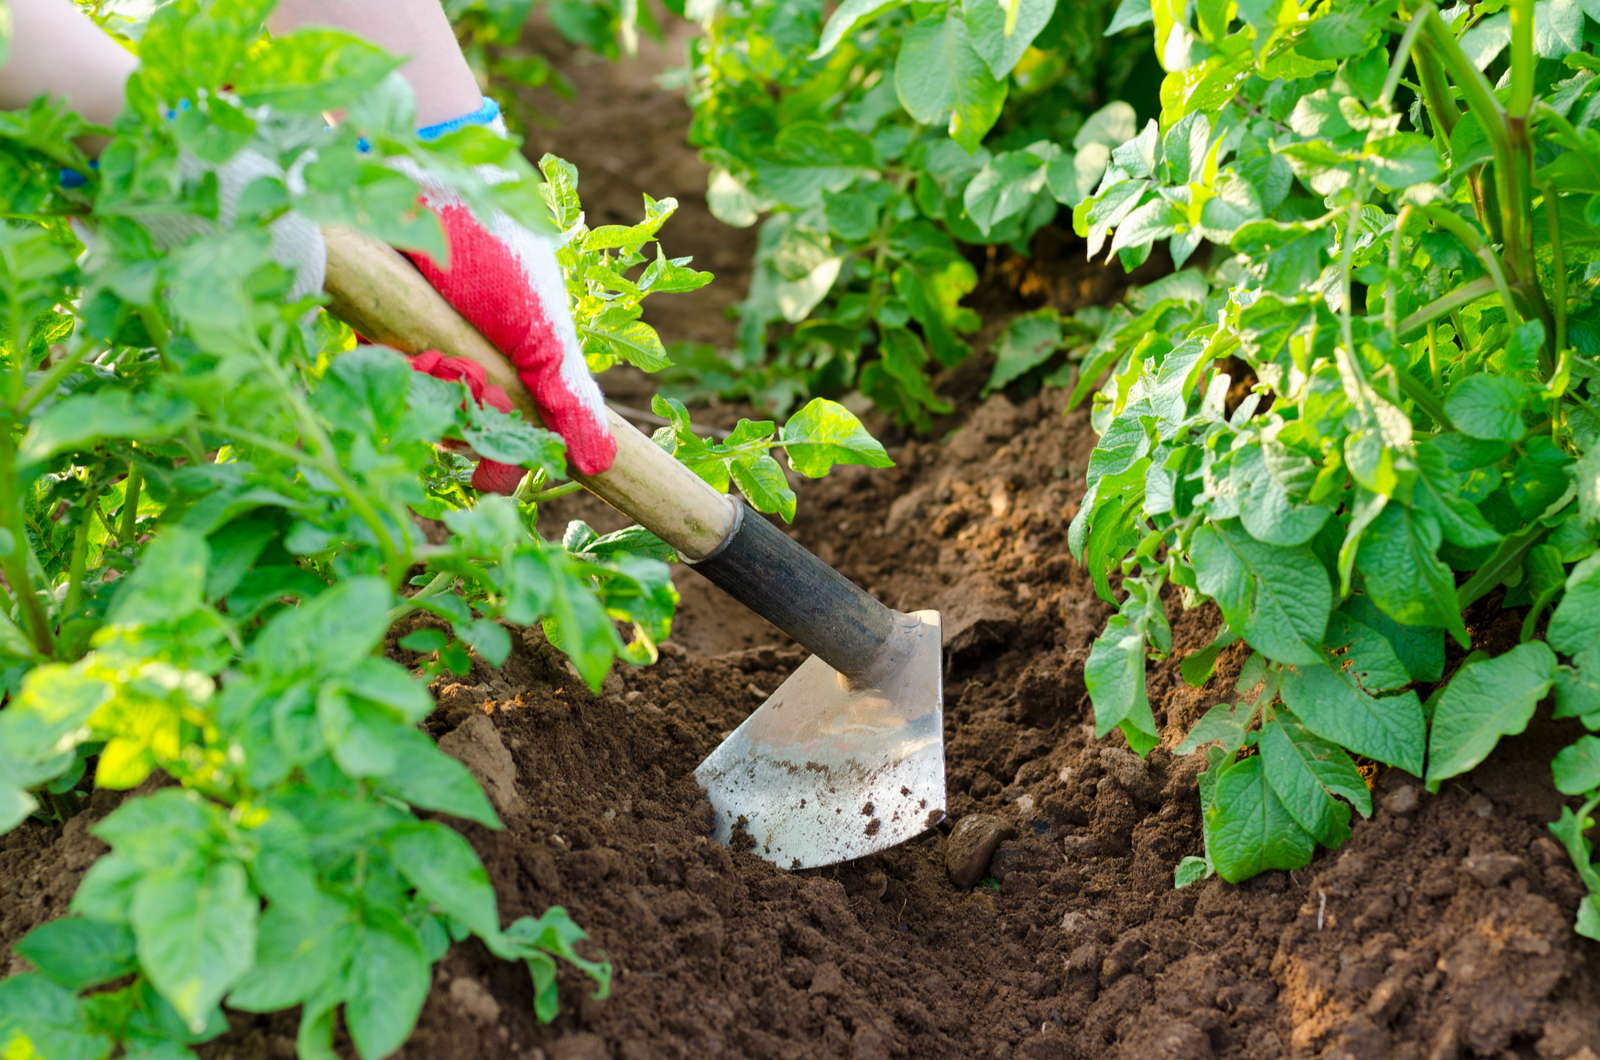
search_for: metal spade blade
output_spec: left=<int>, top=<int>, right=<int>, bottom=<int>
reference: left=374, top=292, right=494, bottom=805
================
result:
left=694, top=610, right=944, bottom=870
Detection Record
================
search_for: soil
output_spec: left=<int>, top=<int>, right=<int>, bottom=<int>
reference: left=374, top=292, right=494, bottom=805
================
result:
left=4, top=19, right=1600, bottom=1060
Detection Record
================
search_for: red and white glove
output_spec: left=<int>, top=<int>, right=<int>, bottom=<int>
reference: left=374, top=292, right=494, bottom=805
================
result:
left=398, top=99, right=616, bottom=486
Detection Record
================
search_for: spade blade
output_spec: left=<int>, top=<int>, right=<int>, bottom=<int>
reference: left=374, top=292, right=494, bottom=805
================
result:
left=694, top=610, right=944, bottom=870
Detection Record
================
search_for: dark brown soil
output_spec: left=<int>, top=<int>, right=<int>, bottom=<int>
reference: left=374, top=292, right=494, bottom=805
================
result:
left=5, top=20, right=1600, bottom=1060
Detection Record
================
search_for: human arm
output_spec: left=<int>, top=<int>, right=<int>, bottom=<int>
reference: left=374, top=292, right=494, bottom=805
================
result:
left=267, top=0, right=481, bottom=127
left=0, top=0, right=136, bottom=150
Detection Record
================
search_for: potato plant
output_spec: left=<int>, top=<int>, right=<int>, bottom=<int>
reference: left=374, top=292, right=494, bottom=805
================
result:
left=669, top=0, right=1157, bottom=425
left=0, top=2, right=888, bottom=1056
left=1067, top=0, right=1600, bottom=921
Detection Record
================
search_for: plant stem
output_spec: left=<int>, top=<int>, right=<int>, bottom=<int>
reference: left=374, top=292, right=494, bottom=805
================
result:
left=1385, top=205, right=1416, bottom=342
left=1411, top=27, right=1460, bottom=139
left=1396, top=275, right=1498, bottom=339
left=1459, top=523, right=1544, bottom=608
left=1507, top=0, right=1535, bottom=119
left=62, top=487, right=102, bottom=621
left=527, top=481, right=583, bottom=503
left=18, top=339, right=95, bottom=417
left=1546, top=185, right=1571, bottom=391
left=1381, top=9, right=1433, bottom=107
left=117, top=463, right=142, bottom=544
left=385, top=570, right=457, bottom=625
left=1417, top=206, right=1521, bottom=325
left=250, top=352, right=410, bottom=585
left=0, top=435, right=54, bottom=657
left=1417, top=3, right=1553, bottom=344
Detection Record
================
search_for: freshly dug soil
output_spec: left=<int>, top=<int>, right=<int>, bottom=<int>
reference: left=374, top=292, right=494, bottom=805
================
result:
left=6, top=389, right=1599, bottom=1058
left=4, top=21, right=1600, bottom=1060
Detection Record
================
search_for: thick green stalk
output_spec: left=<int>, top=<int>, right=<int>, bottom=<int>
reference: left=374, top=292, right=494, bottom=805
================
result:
left=1459, top=523, right=1544, bottom=608
left=117, top=464, right=142, bottom=544
left=1397, top=275, right=1498, bottom=339
left=62, top=487, right=102, bottom=621
left=1507, top=0, right=1535, bottom=119
left=1418, top=206, right=1521, bottom=326
left=0, top=436, right=54, bottom=657
left=1417, top=4, right=1551, bottom=341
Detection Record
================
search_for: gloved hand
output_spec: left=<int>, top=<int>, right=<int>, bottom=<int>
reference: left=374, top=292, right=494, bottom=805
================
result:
left=400, top=98, right=616, bottom=483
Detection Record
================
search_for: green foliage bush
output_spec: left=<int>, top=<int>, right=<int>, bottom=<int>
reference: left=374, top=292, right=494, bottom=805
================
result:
left=0, top=2, right=887, bottom=1056
left=673, top=0, right=1157, bottom=424
left=1066, top=0, right=1600, bottom=926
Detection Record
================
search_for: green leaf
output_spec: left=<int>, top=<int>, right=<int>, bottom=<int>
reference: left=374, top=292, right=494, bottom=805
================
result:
left=1355, top=505, right=1469, bottom=647
left=247, top=577, right=391, bottom=680
left=1084, top=580, right=1166, bottom=755
left=1444, top=375, right=1529, bottom=442
left=1550, top=553, right=1600, bottom=656
left=964, top=147, right=1053, bottom=235
left=753, top=123, right=876, bottom=207
left=231, top=29, right=402, bottom=113
left=343, top=911, right=431, bottom=1060
left=780, top=399, right=893, bottom=478
left=227, top=895, right=355, bottom=1013
left=0, top=974, right=109, bottom=1060
left=1344, top=596, right=1445, bottom=683
left=461, top=406, right=566, bottom=473
left=496, top=907, right=612, bottom=1021
left=811, top=0, right=898, bottom=58
left=131, top=860, right=258, bottom=1033
left=386, top=820, right=501, bottom=940
left=962, top=0, right=1056, bottom=79
left=895, top=14, right=1008, bottom=151
left=1179, top=630, right=1238, bottom=689
left=985, top=309, right=1064, bottom=393
left=728, top=453, right=797, bottom=522
left=1174, top=855, right=1213, bottom=888
left=1325, top=612, right=1411, bottom=693
left=1554, top=736, right=1600, bottom=796
left=21, top=390, right=193, bottom=465
left=1176, top=700, right=1254, bottom=755
left=1426, top=642, right=1558, bottom=790
left=381, top=726, right=501, bottom=828
left=1205, top=756, right=1317, bottom=883
left=1190, top=522, right=1331, bottom=665
left=1259, top=714, right=1371, bottom=848
left=15, top=918, right=137, bottom=991
left=1279, top=664, right=1426, bottom=774
left=580, top=314, right=673, bottom=373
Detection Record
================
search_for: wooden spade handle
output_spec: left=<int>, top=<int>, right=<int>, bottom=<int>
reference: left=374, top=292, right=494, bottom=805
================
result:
left=320, top=224, right=738, bottom=561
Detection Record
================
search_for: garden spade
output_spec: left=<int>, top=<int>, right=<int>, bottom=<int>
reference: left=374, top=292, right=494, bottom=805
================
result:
left=320, top=225, right=946, bottom=870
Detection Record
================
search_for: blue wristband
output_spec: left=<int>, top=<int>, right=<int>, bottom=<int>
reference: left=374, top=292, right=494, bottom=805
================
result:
left=356, top=96, right=501, bottom=153
left=416, top=96, right=501, bottom=141
left=61, top=161, right=97, bottom=188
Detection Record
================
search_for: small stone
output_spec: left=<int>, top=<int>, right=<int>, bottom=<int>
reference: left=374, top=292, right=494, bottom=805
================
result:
left=1381, top=785, right=1419, bottom=816
left=447, top=976, right=502, bottom=1025
left=1462, top=852, right=1525, bottom=888
left=1466, top=794, right=1494, bottom=818
left=944, top=813, right=1015, bottom=888
left=1120, top=1019, right=1214, bottom=1060
left=438, top=713, right=525, bottom=818
left=1099, top=745, right=1158, bottom=803
left=1364, top=975, right=1407, bottom=1022
left=1060, top=910, right=1093, bottom=936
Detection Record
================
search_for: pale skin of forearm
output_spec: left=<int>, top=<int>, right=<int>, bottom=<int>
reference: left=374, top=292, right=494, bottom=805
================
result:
left=269, top=0, right=482, bottom=127
left=0, top=0, right=481, bottom=139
